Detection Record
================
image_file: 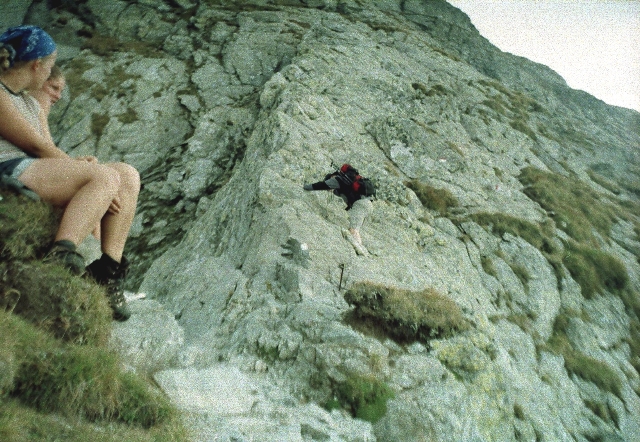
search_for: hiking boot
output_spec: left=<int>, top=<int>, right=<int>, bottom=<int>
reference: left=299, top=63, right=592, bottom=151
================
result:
left=44, top=240, right=86, bottom=275
left=86, top=254, right=132, bottom=321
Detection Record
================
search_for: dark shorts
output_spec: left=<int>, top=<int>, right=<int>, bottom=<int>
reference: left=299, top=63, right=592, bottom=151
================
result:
left=0, top=158, right=35, bottom=179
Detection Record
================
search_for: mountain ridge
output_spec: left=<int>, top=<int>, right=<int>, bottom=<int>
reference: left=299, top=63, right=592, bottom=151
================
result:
left=1, top=1, right=639, bottom=440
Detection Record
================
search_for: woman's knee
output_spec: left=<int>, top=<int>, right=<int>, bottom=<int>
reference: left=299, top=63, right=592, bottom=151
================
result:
left=109, top=163, right=140, bottom=193
left=91, top=165, right=121, bottom=197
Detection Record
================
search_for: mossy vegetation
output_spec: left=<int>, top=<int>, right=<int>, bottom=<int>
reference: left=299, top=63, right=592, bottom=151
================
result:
left=508, top=263, right=531, bottom=290
left=509, top=118, right=538, bottom=141
left=0, top=189, right=187, bottom=440
left=344, top=282, right=469, bottom=344
left=480, top=255, right=498, bottom=279
left=563, top=241, right=629, bottom=299
left=8, top=262, right=112, bottom=345
left=469, top=212, right=564, bottom=281
left=542, top=315, right=623, bottom=399
left=91, top=113, right=110, bottom=138
left=471, top=168, right=636, bottom=303
left=0, top=191, right=58, bottom=261
left=60, top=58, right=94, bottom=100
left=405, top=179, right=459, bottom=216
left=628, top=319, right=640, bottom=381
left=0, top=398, right=187, bottom=442
left=469, top=166, right=638, bottom=404
left=587, top=168, right=621, bottom=195
left=476, top=79, right=544, bottom=139
left=325, top=373, right=394, bottom=424
left=518, top=167, right=619, bottom=245
left=117, top=107, right=139, bottom=125
left=470, top=212, right=559, bottom=255
left=81, top=32, right=166, bottom=59
left=517, top=167, right=634, bottom=301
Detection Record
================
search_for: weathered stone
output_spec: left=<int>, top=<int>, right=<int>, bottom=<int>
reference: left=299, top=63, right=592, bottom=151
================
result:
left=109, top=297, right=184, bottom=373
left=12, top=0, right=639, bottom=439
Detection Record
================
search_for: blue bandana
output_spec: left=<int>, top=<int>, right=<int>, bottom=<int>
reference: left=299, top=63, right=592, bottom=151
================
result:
left=0, top=25, right=56, bottom=65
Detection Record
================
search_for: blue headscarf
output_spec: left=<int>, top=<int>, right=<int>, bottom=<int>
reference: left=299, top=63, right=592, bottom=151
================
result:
left=0, top=25, right=56, bottom=66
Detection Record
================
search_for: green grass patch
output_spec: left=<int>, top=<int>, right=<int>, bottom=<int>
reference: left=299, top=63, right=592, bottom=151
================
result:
left=344, top=282, right=469, bottom=343
left=506, top=313, right=536, bottom=336
left=508, top=263, right=531, bottom=291
left=81, top=32, right=166, bottom=59
left=0, top=399, right=187, bottom=442
left=480, top=255, right=498, bottom=278
left=509, top=118, right=538, bottom=141
left=477, top=80, right=544, bottom=134
left=518, top=167, right=619, bottom=244
left=587, top=169, right=621, bottom=195
left=0, top=189, right=187, bottom=437
left=1, top=312, right=179, bottom=428
left=563, top=241, right=629, bottom=299
left=470, top=168, right=637, bottom=298
left=470, top=212, right=558, bottom=254
left=0, top=191, right=58, bottom=261
left=469, top=212, right=564, bottom=280
left=117, top=107, right=139, bottom=125
left=91, top=113, right=110, bottom=138
left=543, top=315, right=623, bottom=398
left=8, top=262, right=112, bottom=345
left=628, top=319, right=640, bottom=377
left=405, top=180, right=459, bottom=216
left=584, top=399, right=614, bottom=423
left=325, top=373, right=394, bottom=424
left=516, top=167, right=634, bottom=299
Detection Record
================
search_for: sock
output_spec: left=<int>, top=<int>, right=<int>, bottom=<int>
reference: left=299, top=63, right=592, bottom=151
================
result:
left=53, top=239, right=77, bottom=252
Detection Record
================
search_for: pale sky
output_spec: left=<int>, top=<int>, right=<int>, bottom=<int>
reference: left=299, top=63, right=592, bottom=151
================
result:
left=447, top=0, right=640, bottom=112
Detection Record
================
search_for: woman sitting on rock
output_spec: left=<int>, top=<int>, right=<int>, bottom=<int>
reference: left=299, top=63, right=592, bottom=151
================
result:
left=0, top=25, right=139, bottom=321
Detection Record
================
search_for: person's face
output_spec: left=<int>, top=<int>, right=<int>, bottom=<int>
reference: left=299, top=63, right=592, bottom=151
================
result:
left=31, top=51, right=57, bottom=90
left=42, top=76, right=66, bottom=104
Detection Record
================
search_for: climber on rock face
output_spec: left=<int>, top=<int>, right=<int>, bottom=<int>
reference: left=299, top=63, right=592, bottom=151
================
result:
left=0, top=25, right=139, bottom=321
left=303, top=163, right=376, bottom=256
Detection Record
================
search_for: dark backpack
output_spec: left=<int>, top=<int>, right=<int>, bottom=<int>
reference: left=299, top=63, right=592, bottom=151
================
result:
left=338, top=164, right=376, bottom=198
left=354, top=176, right=376, bottom=197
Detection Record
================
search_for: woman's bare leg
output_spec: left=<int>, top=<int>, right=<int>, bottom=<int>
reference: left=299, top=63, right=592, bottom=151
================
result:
left=100, top=162, right=140, bottom=262
left=18, top=158, right=120, bottom=249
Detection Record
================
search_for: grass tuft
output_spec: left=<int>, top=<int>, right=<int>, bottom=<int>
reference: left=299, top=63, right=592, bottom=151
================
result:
left=327, top=374, right=394, bottom=424
left=469, top=212, right=564, bottom=282
left=9, top=262, right=112, bottom=345
left=518, top=167, right=619, bottom=244
left=0, top=191, right=58, bottom=261
left=405, top=180, right=459, bottom=215
left=544, top=315, right=622, bottom=398
left=0, top=189, right=186, bottom=438
left=344, top=282, right=468, bottom=343
left=0, top=398, right=188, bottom=442
left=563, top=241, right=629, bottom=299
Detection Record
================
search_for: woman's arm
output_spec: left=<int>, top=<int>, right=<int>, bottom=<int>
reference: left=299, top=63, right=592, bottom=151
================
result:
left=37, top=102, right=55, bottom=145
left=0, top=92, right=69, bottom=159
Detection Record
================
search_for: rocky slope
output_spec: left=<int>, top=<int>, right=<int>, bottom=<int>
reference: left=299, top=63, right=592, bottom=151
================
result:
left=3, top=1, right=640, bottom=440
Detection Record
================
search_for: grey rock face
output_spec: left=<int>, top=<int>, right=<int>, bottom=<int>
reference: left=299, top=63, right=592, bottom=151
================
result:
left=12, top=0, right=640, bottom=440
left=0, top=0, right=31, bottom=28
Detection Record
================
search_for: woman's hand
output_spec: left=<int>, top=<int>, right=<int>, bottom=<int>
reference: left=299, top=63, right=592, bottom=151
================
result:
left=74, top=156, right=122, bottom=214
left=108, top=195, right=122, bottom=214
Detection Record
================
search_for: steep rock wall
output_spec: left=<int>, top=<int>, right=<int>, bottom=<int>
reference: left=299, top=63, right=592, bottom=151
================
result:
left=3, top=1, right=639, bottom=440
